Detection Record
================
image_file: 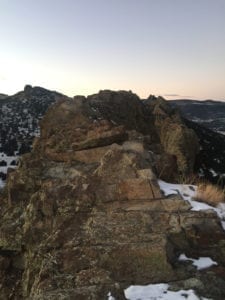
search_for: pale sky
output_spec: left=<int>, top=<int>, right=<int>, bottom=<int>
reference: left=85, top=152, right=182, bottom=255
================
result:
left=0, top=0, right=225, bottom=100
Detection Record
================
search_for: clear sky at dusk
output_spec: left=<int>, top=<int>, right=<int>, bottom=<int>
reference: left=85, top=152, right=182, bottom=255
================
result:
left=0, top=0, right=225, bottom=100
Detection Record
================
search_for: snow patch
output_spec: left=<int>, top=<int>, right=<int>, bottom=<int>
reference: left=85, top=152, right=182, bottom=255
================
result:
left=124, top=283, right=210, bottom=300
left=178, top=254, right=218, bottom=270
left=158, top=180, right=196, bottom=201
left=0, top=152, right=18, bottom=176
left=0, top=152, right=17, bottom=164
left=107, top=292, right=116, bottom=300
left=209, top=168, right=218, bottom=177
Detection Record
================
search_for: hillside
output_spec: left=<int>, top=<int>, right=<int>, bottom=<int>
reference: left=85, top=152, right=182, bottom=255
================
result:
left=171, top=99, right=225, bottom=134
left=184, top=118, right=225, bottom=185
left=0, top=85, right=66, bottom=182
left=1, top=91, right=225, bottom=299
left=0, top=85, right=64, bottom=155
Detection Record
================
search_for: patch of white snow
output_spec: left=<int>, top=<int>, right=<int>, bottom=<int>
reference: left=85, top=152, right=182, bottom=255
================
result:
left=209, top=168, right=218, bottom=177
left=124, top=283, right=210, bottom=300
left=107, top=292, right=116, bottom=300
left=158, top=180, right=196, bottom=201
left=178, top=254, right=218, bottom=270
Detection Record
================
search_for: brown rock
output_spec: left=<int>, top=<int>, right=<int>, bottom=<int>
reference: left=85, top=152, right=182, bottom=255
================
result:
left=144, top=96, right=199, bottom=175
left=1, top=91, right=222, bottom=300
left=118, top=178, right=162, bottom=200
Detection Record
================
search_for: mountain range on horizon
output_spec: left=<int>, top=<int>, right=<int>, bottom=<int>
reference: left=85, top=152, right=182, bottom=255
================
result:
left=169, top=98, right=225, bottom=102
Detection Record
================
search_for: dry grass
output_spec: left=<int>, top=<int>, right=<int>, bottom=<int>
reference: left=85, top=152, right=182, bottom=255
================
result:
left=177, top=173, right=200, bottom=185
left=194, top=183, right=225, bottom=207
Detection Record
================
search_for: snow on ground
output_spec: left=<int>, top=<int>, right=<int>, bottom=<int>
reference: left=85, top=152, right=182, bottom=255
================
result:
left=158, top=179, right=225, bottom=230
left=107, top=292, right=115, bottom=300
left=157, top=180, right=196, bottom=201
left=0, top=152, right=17, bottom=164
left=209, top=168, right=218, bottom=177
left=218, top=131, right=225, bottom=135
left=0, top=152, right=18, bottom=189
left=124, top=283, right=210, bottom=300
left=178, top=254, right=218, bottom=270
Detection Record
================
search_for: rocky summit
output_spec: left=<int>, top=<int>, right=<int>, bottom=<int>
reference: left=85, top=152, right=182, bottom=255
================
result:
left=0, top=91, right=225, bottom=299
left=0, top=85, right=224, bottom=187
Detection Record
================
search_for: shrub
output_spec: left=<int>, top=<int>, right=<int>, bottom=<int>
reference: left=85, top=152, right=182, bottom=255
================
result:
left=194, top=183, right=225, bottom=207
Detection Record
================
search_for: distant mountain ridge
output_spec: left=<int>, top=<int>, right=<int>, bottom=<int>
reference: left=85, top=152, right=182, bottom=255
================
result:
left=171, top=99, right=225, bottom=103
left=170, top=99, right=225, bottom=133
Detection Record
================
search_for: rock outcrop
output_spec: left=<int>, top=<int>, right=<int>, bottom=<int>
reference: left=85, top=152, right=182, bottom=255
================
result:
left=1, top=91, right=225, bottom=299
left=1, top=86, right=224, bottom=187
left=144, top=95, right=199, bottom=175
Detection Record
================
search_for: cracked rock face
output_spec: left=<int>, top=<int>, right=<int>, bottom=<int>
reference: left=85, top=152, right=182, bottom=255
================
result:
left=1, top=91, right=224, bottom=299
